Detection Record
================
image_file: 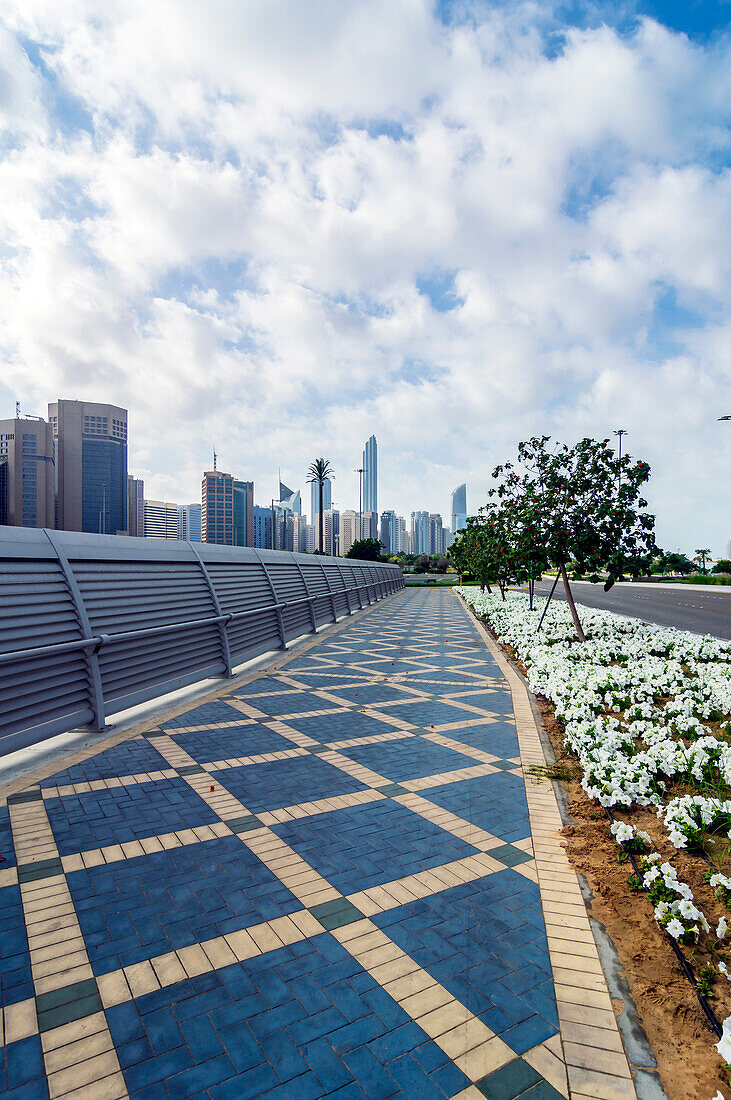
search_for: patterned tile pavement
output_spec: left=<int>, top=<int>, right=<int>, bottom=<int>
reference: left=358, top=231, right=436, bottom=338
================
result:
left=0, top=589, right=638, bottom=1099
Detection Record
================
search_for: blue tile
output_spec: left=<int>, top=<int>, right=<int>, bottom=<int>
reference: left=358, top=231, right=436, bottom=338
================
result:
left=213, top=756, right=368, bottom=813
left=46, top=779, right=219, bottom=855
left=273, top=800, right=478, bottom=896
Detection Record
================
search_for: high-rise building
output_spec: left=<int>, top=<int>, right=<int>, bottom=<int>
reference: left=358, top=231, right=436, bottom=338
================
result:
left=395, top=516, right=408, bottom=553
left=726, top=539, right=731, bottom=560
left=304, top=524, right=316, bottom=553
left=341, top=510, right=359, bottom=556
left=429, top=513, right=446, bottom=555
left=451, top=483, right=467, bottom=534
left=410, top=510, right=430, bottom=555
left=0, top=415, right=55, bottom=528
left=272, top=505, right=295, bottom=551
left=143, top=500, right=180, bottom=539
left=202, top=470, right=234, bottom=544
left=49, top=400, right=128, bottom=534
left=233, top=480, right=254, bottom=547
left=362, top=435, right=377, bottom=514
left=178, top=503, right=202, bottom=542
left=361, top=510, right=378, bottom=541
left=310, top=477, right=332, bottom=523
left=320, top=509, right=340, bottom=555
left=253, top=505, right=273, bottom=549
left=380, top=510, right=396, bottom=554
left=127, top=476, right=144, bottom=537
left=279, top=480, right=301, bottom=515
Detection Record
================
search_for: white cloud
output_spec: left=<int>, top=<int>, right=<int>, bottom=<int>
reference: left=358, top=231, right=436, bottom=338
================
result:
left=0, top=1, right=729, bottom=552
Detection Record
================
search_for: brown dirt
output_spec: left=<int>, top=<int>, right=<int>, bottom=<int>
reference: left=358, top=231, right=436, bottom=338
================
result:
left=484, top=620, right=731, bottom=1100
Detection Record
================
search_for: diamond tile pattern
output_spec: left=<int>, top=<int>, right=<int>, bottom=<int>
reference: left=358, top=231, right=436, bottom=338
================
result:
left=0, top=589, right=573, bottom=1099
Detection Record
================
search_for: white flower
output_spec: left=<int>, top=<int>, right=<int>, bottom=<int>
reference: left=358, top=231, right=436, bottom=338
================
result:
left=719, top=962, right=731, bottom=980
left=665, top=918, right=685, bottom=940
left=717, top=1014, right=731, bottom=1064
left=718, top=918, right=729, bottom=940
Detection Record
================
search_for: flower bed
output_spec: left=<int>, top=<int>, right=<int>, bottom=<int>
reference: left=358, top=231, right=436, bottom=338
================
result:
left=457, top=587, right=731, bottom=1092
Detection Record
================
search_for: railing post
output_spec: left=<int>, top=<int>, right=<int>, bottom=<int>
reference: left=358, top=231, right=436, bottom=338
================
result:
left=254, top=550, right=287, bottom=648
left=317, top=557, right=338, bottom=623
left=335, top=559, right=355, bottom=612
left=44, top=530, right=106, bottom=733
left=292, top=554, right=318, bottom=633
left=189, top=543, right=233, bottom=676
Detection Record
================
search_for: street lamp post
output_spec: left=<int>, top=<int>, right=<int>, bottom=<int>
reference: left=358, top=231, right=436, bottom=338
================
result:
left=614, top=429, right=628, bottom=494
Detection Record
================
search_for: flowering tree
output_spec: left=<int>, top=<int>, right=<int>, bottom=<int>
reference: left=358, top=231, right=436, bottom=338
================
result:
left=491, top=436, right=657, bottom=641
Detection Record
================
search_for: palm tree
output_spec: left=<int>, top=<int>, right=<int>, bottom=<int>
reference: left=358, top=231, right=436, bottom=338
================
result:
left=307, top=458, right=334, bottom=555
left=694, top=548, right=711, bottom=574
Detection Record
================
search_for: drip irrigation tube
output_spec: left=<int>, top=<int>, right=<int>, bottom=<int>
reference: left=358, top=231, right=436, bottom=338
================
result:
left=602, top=805, right=723, bottom=1039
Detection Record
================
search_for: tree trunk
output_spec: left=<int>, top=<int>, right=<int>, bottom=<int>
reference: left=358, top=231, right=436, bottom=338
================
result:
left=318, top=482, right=324, bottom=554
left=560, top=561, right=585, bottom=642
left=498, top=582, right=506, bottom=601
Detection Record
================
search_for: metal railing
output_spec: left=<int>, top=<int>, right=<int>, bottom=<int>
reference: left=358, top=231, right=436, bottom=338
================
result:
left=0, top=527, right=404, bottom=757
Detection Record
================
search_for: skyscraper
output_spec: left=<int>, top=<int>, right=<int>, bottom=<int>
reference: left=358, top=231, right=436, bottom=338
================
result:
left=451, top=483, right=467, bottom=534
left=49, top=400, right=128, bottom=534
left=178, top=503, right=202, bottom=542
left=410, top=511, right=430, bottom=555
left=233, top=480, right=254, bottom=547
left=279, top=480, right=301, bottom=515
left=362, top=435, right=377, bottom=514
left=380, top=510, right=396, bottom=554
left=127, top=476, right=144, bottom=537
left=143, top=500, right=180, bottom=539
left=429, top=513, right=446, bottom=555
left=253, top=505, right=273, bottom=549
left=341, top=510, right=358, bottom=555
left=310, top=477, right=331, bottom=523
left=0, top=415, right=55, bottom=528
left=202, top=470, right=234, bottom=543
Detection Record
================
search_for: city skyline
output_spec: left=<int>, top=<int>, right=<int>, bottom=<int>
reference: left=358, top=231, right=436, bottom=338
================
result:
left=1, top=5, right=728, bottom=554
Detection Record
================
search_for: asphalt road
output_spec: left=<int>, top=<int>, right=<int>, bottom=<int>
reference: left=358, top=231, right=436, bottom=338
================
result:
left=531, top=579, right=731, bottom=640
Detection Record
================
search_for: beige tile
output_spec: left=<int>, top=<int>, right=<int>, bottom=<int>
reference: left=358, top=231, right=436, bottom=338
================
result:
left=176, top=943, right=212, bottom=978
left=567, top=1065, right=637, bottom=1099
left=44, top=1029, right=113, bottom=1074
left=564, top=1042, right=631, bottom=1077
left=400, top=983, right=452, bottom=1019
left=151, top=951, right=188, bottom=988
left=3, top=998, right=38, bottom=1043
left=248, top=924, right=284, bottom=953
left=124, top=961, right=160, bottom=998
left=41, top=1011, right=109, bottom=1053
left=47, top=1049, right=122, bottom=1098
left=453, top=1036, right=515, bottom=1079
left=201, top=936, right=238, bottom=970
left=224, top=928, right=260, bottom=960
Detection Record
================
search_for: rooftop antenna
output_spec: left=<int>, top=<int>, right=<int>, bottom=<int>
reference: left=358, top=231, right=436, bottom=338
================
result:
left=15, top=401, right=20, bottom=418
left=213, top=448, right=217, bottom=471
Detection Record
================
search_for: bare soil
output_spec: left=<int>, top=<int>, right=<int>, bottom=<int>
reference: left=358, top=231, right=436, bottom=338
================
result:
left=491, top=626, right=731, bottom=1100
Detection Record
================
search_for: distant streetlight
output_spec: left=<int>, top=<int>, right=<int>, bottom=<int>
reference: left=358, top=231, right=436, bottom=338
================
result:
left=614, top=429, right=628, bottom=494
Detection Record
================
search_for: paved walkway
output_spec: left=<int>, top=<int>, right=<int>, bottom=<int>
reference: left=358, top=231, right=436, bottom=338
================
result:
left=0, top=589, right=635, bottom=1099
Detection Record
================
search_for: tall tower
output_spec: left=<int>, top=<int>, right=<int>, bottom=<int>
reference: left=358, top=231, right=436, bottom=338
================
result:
left=450, top=483, right=467, bottom=534
left=202, top=469, right=234, bottom=544
left=49, top=400, right=128, bottom=534
left=362, top=435, right=377, bottom=514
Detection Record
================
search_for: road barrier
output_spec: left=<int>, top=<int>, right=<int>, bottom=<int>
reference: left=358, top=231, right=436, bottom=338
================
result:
left=0, top=527, right=404, bottom=757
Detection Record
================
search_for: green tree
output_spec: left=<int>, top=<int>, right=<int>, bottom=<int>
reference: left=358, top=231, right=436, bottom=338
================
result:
left=653, top=551, right=694, bottom=576
left=694, top=548, right=712, bottom=574
left=345, top=537, right=385, bottom=561
left=712, top=559, right=731, bottom=575
left=491, top=436, right=656, bottom=641
left=306, top=458, right=334, bottom=555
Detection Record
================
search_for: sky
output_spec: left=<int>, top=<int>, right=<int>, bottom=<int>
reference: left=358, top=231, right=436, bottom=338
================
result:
left=0, top=1, right=730, bottom=555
